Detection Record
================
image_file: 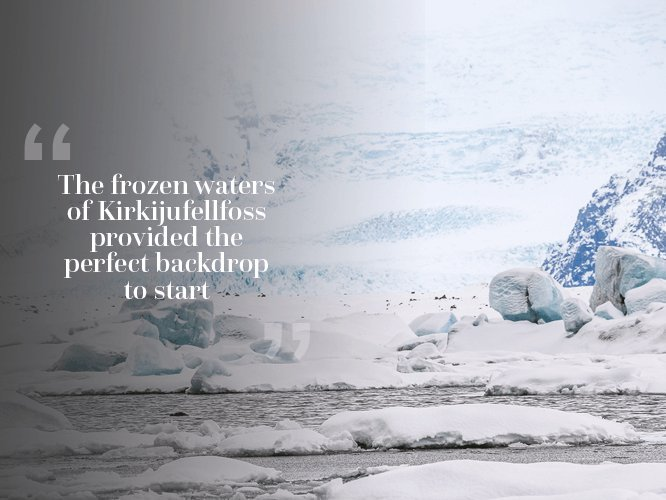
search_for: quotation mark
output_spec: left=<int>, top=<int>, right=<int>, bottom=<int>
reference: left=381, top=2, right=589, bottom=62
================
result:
left=25, top=123, right=70, bottom=161
left=263, top=322, right=311, bottom=361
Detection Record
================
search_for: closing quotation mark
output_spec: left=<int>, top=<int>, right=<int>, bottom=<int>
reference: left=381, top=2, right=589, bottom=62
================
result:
left=25, top=123, right=70, bottom=160
left=263, top=322, right=311, bottom=360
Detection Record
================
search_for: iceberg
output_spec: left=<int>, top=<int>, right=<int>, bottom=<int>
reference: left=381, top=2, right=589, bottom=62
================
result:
left=130, top=299, right=213, bottom=348
left=489, top=268, right=564, bottom=322
left=409, top=312, right=457, bottom=336
left=49, top=343, right=126, bottom=372
left=624, top=278, right=666, bottom=315
left=561, top=298, right=594, bottom=334
left=589, top=246, right=666, bottom=313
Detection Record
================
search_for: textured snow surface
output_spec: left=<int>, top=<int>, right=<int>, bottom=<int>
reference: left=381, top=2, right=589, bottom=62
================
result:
left=322, top=460, right=666, bottom=500
left=319, top=404, right=639, bottom=449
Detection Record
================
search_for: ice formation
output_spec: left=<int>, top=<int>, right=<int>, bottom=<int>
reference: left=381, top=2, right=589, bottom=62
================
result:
left=129, top=299, right=213, bottom=348
left=409, top=312, right=457, bottom=336
left=124, top=337, right=184, bottom=376
left=624, top=278, right=666, bottom=315
left=589, top=246, right=666, bottom=313
left=0, top=391, right=72, bottom=431
left=560, top=298, right=594, bottom=334
left=489, top=268, right=564, bottom=322
left=50, top=343, right=126, bottom=372
left=319, top=403, right=638, bottom=449
left=594, top=301, right=625, bottom=320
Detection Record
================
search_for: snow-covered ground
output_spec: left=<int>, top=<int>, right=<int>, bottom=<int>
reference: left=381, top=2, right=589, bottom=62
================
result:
left=321, top=460, right=666, bottom=500
left=2, top=281, right=664, bottom=398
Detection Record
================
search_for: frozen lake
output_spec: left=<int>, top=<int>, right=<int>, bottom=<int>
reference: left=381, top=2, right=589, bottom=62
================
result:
left=3, top=388, right=660, bottom=498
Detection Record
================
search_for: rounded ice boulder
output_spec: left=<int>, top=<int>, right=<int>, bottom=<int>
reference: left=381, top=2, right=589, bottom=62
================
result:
left=489, top=268, right=564, bottom=323
left=560, top=298, right=594, bottom=334
left=590, top=246, right=666, bottom=314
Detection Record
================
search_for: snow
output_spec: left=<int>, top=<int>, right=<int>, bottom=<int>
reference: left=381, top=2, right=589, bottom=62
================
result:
left=2, top=282, right=664, bottom=398
left=49, top=343, right=126, bottom=372
left=625, top=278, right=666, bottom=315
left=0, top=456, right=282, bottom=498
left=188, top=359, right=230, bottom=393
left=197, top=359, right=404, bottom=393
left=589, top=246, right=666, bottom=313
left=133, top=456, right=281, bottom=488
left=409, top=312, right=457, bottom=336
left=321, top=460, right=666, bottom=500
left=123, top=337, right=184, bottom=376
left=560, top=298, right=594, bottom=334
left=217, top=428, right=355, bottom=456
left=594, top=301, right=625, bottom=320
left=0, top=391, right=72, bottom=431
left=489, top=268, right=564, bottom=323
left=319, top=404, right=639, bottom=449
left=485, top=354, right=666, bottom=395
left=0, top=427, right=154, bottom=457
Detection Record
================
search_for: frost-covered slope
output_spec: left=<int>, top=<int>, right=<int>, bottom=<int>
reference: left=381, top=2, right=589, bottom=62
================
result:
left=544, top=134, right=666, bottom=286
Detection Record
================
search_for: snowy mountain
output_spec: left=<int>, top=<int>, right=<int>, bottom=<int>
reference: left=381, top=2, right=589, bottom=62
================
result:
left=543, top=134, right=666, bottom=286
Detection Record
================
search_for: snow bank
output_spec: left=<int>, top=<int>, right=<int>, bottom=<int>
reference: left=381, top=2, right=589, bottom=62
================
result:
left=319, top=404, right=638, bottom=449
left=321, top=460, right=666, bottom=500
left=489, top=268, right=564, bottom=323
left=485, top=354, right=666, bottom=395
left=590, top=246, right=666, bottom=313
left=196, top=358, right=404, bottom=392
left=0, top=391, right=72, bottom=431
left=134, top=456, right=281, bottom=488
left=217, top=428, right=355, bottom=456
